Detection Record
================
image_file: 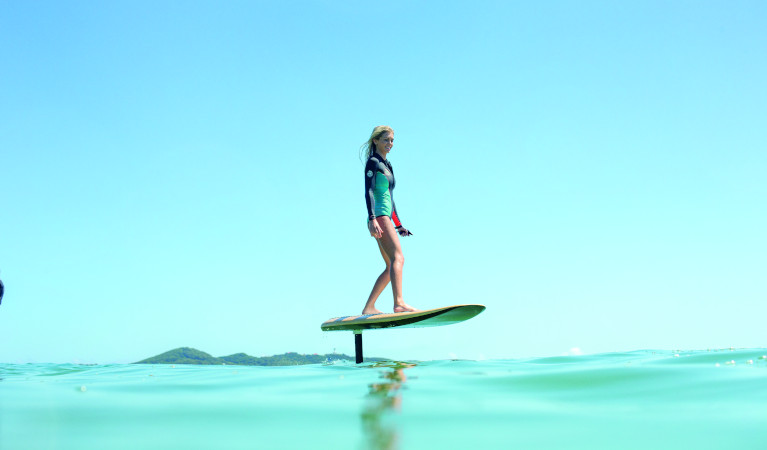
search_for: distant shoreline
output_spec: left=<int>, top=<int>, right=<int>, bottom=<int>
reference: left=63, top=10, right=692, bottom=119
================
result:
left=134, top=347, right=386, bottom=366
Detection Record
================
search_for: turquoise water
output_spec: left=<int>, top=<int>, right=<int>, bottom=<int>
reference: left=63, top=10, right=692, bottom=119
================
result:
left=2, top=349, right=766, bottom=450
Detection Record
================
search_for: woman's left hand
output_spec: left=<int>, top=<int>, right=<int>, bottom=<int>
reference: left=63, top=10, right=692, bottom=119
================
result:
left=368, top=219, right=383, bottom=238
left=396, top=227, right=413, bottom=237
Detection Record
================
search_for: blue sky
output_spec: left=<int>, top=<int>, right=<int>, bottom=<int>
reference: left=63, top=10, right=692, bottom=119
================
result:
left=1, top=1, right=765, bottom=363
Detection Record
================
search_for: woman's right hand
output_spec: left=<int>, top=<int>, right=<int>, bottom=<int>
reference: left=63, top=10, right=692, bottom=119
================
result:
left=368, top=219, right=383, bottom=239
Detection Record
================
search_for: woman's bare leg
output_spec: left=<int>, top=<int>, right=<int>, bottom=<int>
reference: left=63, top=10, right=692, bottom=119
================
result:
left=362, top=240, right=391, bottom=315
left=374, top=217, right=418, bottom=313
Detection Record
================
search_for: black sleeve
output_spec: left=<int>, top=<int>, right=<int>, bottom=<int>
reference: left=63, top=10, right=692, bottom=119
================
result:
left=364, top=158, right=377, bottom=221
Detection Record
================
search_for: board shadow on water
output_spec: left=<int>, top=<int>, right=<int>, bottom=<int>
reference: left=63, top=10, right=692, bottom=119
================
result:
left=359, top=361, right=417, bottom=450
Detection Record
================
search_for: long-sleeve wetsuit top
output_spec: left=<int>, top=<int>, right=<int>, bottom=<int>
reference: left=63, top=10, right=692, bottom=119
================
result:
left=364, top=152, right=402, bottom=227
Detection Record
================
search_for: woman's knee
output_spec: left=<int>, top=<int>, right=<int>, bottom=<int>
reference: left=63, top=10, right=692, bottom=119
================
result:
left=391, top=252, right=404, bottom=268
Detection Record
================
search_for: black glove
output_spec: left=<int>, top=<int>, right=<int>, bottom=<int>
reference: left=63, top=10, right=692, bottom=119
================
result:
left=396, top=226, right=413, bottom=237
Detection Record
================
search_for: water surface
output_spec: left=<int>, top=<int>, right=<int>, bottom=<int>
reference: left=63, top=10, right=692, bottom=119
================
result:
left=2, top=349, right=766, bottom=449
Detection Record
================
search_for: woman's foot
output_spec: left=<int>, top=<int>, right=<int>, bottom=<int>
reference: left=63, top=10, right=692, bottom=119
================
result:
left=362, top=307, right=383, bottom=315
left=393, top=304, right=419, bottom=313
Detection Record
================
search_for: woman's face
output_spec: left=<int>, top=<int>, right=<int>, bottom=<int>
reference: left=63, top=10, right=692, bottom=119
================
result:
left=374, top=132, right=394, bottom=155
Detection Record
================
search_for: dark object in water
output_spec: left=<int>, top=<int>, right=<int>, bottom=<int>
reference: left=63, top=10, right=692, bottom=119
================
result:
left=0, top=278, right=4, bottom=305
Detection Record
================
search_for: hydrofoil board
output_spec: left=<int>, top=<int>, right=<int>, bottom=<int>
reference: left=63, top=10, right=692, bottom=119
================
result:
left=321, top=304, right=485, bottom=332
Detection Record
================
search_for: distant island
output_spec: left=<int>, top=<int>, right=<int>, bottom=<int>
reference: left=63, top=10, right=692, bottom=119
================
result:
left=134, top=347, right=380, bottom=366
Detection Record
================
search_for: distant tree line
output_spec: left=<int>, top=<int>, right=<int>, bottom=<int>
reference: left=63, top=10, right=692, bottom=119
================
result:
left=134, top=347, right=361, bottom=366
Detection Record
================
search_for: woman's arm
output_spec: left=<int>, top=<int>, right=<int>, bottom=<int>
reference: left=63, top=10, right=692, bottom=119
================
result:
left=390, top=196, right=412, bottom=236
left=365, top=159, right=384, bottom=238
left=364, top=159, right=378, bottom=222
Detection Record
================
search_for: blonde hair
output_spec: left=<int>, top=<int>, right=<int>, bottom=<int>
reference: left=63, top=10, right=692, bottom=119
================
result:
left=359, top=125, right=394, bottom=162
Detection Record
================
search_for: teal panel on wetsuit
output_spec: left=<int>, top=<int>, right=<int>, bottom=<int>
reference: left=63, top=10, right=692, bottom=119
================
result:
left=373, top=172, right=392, bottom=217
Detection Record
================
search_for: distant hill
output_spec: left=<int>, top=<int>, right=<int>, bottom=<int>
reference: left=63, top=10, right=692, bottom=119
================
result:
left=135, top=347, right=224, bottom=365
left=134, top=347, right=361, bottom=366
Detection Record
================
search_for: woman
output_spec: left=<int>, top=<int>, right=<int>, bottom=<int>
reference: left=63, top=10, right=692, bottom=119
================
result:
left=361, top=126, right=418, bottom=315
